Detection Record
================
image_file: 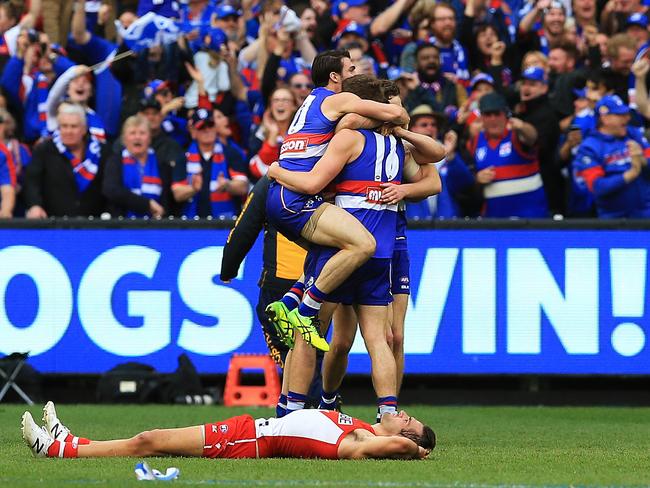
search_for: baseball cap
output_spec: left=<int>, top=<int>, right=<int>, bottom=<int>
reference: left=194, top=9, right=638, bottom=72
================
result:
left=626, top=12, right=649, bottom=28
left=144, top=80, right=170, bottom=99
left=470, top=73, right=495, bottom=90
left=191, top=107, right=215, bottom=129
left=521, top=66, right=548, bottom=84
left=479, top=92, right=509, bottom=113
left=337, top=0, right=368, bottom=13
left=595, top=94, right=630, bottom=116
left=215, top=4, right=241, bottom=19
left=138, top=97, right=161, bottom=111
left=205, top=27, right=227, bottom=52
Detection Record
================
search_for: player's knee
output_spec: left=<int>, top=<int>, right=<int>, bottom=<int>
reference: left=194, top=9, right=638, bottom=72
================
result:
left=392, top=330, right=404, bottom=352
left=386, top=328, right=394, bottom=349
left=131, top=430, right=159, bottom=455
left=355, top=233, right=376, bottom=260
left=330, top=337, right=353, bottom=357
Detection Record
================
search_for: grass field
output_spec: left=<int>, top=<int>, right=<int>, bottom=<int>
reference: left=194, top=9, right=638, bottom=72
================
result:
left=1, top=403, right=649, bottom=487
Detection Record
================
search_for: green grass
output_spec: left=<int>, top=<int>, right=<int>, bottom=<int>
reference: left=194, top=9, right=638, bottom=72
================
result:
left=1, top=404, right=649, bottom=487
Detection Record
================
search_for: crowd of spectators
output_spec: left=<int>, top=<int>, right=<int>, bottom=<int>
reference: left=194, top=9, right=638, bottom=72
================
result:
left=1, top=0, right=650, bottom=220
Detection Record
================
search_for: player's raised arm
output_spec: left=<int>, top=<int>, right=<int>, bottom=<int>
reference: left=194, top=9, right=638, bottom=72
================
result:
left=268, top=129, right=360, bottom=194
left=394, top=127, right=447, bottom=165
left=324, top=92, right=410, bottom=126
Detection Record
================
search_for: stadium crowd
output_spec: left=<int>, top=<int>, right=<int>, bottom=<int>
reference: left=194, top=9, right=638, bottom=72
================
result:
left=0, top=0, right=650, bottom=219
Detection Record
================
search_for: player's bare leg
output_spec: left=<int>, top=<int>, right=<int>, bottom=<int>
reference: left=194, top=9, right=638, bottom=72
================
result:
left=356, top=304, right=398, bottom=419
left=303, top=204, right=376, bottom=293
left=76, top=427, right=204, bottom=458
left=391, top=294, right=408, bottom=393
left=23, top=406, right=203, bottom=458
left=321, top=305, right=357, bottom=408
left=286, top=303, right=336, bottom=412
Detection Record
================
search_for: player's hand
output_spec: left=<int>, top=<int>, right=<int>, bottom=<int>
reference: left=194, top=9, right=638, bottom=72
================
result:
left=268, top=161, right=280, bottom=180
left=380, top=183, right=408, bottom=204
left=476, top=166, right=496, bottom=184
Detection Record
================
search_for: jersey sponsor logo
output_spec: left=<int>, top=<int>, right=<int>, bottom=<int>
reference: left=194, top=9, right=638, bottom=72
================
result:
left=338, top=413, right=353, bottom=425
left=366, top=186, right=383, bottom=204
left=499, top=142, right=512, bottom=157
left=280, top=138, right=309, bottom=154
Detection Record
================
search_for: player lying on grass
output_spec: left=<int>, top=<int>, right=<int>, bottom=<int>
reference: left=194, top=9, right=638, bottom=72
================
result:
left=22, top=402, right=435, bottom=460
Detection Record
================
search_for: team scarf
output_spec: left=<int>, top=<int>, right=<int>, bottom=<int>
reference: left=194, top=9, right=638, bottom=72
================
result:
left=53, top=131, right=101, bottom=193
left=35, top=73, right=49, bottom=126
left=184, top=140, right=236, bottom=218
left=121, top=148, right=162, bottom=217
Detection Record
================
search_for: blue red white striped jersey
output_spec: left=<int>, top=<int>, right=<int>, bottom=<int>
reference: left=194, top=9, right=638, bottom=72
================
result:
left=279, top=87, right=337, bottom=173
left=469, top=129, right=547, bottom=218
left=334, top=130, right=405, bottom=258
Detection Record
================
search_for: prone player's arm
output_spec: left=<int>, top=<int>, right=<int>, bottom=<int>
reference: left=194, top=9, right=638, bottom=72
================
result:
left=327, top=92, right=409, bottom=126
left=269, top=130, right=357, bottom=194
left=350, top=435, right=428, bottom=460
left=220, top=176, right=269, bottom=283
left=394, top=127, right=447, bottom=165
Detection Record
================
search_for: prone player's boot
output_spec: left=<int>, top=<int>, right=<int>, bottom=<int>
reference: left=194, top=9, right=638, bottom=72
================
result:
left=265, top=301, right=295, bottom=348
left=43, top=401, right=70, bottom=442
left=21, top=411, right=53, bottom=458
left=287, top=309, right=330, bottom=352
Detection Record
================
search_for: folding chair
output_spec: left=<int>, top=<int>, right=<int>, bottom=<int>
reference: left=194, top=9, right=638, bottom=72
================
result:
left=0, top=353, right=34, bottom=405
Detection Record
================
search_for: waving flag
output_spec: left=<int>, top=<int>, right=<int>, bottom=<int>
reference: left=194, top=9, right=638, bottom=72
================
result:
left=116, top=12, right=180, bottom=51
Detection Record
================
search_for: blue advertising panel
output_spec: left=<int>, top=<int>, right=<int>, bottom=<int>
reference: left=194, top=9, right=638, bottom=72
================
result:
left=0, top=228, right=648, bottom=374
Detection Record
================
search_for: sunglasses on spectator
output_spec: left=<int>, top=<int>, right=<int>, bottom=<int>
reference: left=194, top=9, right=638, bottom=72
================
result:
left=482, top=110, right=503, bottom=117
left=291, top=83, right=314, bottom=89
left=414, top=121, right=437, bottom=128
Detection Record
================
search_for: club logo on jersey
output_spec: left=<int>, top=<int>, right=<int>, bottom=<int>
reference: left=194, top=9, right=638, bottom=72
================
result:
left=280, top=138, right=309, bottom=154
left=476, top=147, right=487, bottom=161
left=499, top=142, right=512, bottom=157
left=338, top=413, right=353, bottom=425
left=366, top=186, right=383, bottom=204
left=220, top=424, right=229, bottom=433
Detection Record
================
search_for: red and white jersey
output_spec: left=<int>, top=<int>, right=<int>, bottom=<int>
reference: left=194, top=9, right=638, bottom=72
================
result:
left=256, top=410, right=375, bottom=459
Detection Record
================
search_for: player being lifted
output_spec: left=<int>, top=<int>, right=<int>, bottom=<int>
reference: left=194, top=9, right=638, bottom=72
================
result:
left=265, top=49, right=412, bottom=353
left=269, top=77, right=444, bottom=419
left=22, top=402, right=435, bottom=461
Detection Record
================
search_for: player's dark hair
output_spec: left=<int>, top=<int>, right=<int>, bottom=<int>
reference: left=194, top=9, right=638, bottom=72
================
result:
left=312, top=50, right=351, bottom=87
left=379, top=80, right=400, bottom=100
left=400, top=425, right=436, bottom=450
left=342, top=74, right=387, bottom=103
